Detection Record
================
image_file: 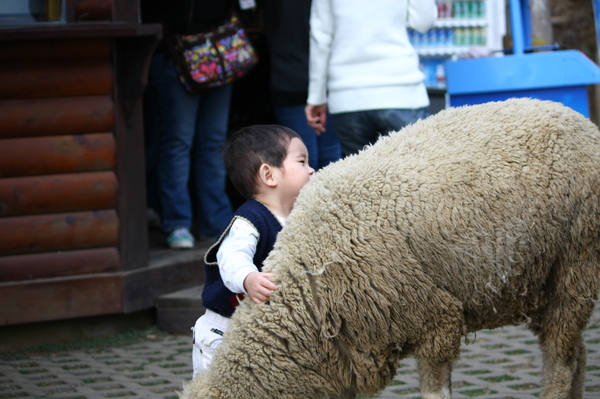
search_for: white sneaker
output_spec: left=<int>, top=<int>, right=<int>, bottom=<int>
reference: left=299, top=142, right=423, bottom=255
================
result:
left=167, top=227, right=194, bottom=249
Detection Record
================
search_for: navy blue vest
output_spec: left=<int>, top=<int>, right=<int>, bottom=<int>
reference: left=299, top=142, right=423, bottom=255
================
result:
left=202, top=199, right=283, bottom=317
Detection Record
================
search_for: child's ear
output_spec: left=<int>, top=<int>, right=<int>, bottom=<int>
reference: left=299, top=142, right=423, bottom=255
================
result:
left=258, top=163, right=277, bottom=187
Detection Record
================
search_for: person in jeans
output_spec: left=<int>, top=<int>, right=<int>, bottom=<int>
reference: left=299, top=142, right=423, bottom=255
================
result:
left=264, top=0, right=342, bottom=170
left=192, top=124, right=314, bottom=376
left=143, top=0, right=236, bottom=249
left=305, top=0, right=437, bottom=156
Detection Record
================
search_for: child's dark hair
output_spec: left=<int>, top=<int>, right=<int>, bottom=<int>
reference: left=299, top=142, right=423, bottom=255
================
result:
left=223, top=124, right=302, bottom=200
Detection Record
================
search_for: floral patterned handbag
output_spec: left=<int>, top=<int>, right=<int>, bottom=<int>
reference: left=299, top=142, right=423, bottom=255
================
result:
left=167, top=14, right=259, bottom=93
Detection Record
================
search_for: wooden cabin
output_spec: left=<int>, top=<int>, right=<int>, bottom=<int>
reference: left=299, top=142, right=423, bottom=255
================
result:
left=0, top=0, right=203, bottom=328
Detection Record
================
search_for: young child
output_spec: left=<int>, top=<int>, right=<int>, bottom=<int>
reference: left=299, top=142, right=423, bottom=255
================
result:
left=192, top=124, right=315, bottom=376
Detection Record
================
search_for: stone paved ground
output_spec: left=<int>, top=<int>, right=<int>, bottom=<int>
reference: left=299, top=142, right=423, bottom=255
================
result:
left=2, top=304, right=600, bottom=399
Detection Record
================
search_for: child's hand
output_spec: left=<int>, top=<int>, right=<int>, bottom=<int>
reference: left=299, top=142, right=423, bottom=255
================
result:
left=243, top=272, right=278, bottom=304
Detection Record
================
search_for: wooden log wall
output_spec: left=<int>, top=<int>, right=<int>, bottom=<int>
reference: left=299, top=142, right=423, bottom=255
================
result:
left=0, top=37, right=121, bottom=282
left=0, top=16, right=177, bottom=327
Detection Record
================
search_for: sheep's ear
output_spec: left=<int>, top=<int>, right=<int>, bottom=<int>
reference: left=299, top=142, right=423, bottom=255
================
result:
left=258, top=163, right=277, bottom=188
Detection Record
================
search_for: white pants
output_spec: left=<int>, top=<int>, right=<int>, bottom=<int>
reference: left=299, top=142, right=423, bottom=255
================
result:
left=192, top=309, right=231, bottom=377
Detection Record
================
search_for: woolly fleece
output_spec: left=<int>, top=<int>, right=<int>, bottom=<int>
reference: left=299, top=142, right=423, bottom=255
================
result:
left=181, top=98, right=600, bottom=399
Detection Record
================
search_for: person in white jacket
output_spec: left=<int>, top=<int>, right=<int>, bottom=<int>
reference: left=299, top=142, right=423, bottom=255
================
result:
left=305, top=0, right=437, bottom=156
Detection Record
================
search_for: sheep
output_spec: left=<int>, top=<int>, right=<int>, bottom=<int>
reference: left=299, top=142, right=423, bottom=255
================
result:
left=180, top=98, right=600, bottom=399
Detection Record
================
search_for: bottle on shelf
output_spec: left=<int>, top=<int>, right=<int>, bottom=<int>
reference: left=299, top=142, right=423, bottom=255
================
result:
left=435, top=64, right=447, bottom=89
left=411, top=1, right=489, bottom=57
left=441, top=0, right=486, bottom=20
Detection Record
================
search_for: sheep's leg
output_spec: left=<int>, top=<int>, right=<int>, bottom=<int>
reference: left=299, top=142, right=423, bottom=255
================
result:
left=532, top=255, right=597, bottom=399
left=534, top=326, right=587, bottom=399
left=414, top=291, right=462, bottom=399
left=568, top=339, right=587, bottom=398
left=417, top=358, right=452, bottom=399
left=536, top=328, right=585, bottom=399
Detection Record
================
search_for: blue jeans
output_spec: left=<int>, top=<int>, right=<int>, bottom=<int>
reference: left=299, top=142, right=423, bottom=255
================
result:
left=274, top=105, right=342, bottom=170
left=331, top=108, right=429, bottom=156
left=152, top=53, right=233, bottom=237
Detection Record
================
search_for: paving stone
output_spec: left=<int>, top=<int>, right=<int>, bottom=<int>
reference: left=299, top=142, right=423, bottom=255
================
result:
left=1, top=305, right=600, bottom=398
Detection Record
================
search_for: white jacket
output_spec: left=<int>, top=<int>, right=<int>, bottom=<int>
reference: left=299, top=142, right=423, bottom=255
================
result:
left=307, top=0, right=437, bottom=114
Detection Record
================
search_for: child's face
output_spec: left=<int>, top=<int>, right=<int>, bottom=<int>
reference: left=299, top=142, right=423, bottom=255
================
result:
left=277, top=137, right=315, bottom=199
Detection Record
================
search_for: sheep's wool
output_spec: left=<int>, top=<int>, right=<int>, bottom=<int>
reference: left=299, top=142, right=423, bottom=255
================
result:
left=182, top=99, right=600, bottom=399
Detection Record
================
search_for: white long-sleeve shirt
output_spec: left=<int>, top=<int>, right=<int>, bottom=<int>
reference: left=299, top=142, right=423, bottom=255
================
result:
left=216, top=216, right=286, bottom=294
left=307, top=0, right=437, bottom=114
